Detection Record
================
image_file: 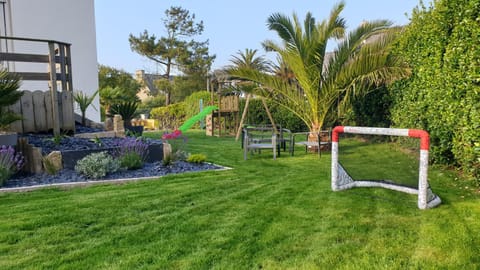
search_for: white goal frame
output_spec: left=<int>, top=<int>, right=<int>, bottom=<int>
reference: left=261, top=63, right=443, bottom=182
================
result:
left=331, top=126, right=441, bottom=209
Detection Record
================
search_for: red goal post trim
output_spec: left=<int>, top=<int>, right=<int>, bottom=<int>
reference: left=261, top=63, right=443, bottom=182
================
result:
left=408, top=129, right=430, bottom=150
left=332, top=126, right=429, bottom=150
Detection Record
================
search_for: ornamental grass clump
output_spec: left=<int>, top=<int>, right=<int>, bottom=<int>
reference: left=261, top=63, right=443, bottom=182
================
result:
left=0, top=145, right=24, bottom=185
left=74, top=151, right=120, bottom=179
left=186, top=153, right=207, bottom=164
left=115, top=137, right=149, bottom=170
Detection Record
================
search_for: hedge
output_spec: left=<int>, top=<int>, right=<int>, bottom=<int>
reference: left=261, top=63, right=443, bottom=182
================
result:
left=390, top=0, right=479, bottom=181
left=150, top=102, right=186, bottom=131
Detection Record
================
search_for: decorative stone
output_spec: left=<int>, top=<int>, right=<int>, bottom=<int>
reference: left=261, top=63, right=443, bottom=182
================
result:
left=104, top=117, right=113, bottom=131
left=43, top=151, right=63, bottom=172
left=163, top=143, right=172, bottom=160
left=113, top=114, right=124, bottom=132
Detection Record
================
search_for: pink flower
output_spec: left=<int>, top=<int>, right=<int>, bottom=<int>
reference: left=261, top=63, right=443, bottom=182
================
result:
left=162, top=130, right=182, bottom=140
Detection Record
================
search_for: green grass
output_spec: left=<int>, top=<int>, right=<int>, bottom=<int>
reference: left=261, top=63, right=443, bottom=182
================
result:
left=0, top=130, right=479, bottom=269
left=339, top=138, right=421, bottom=187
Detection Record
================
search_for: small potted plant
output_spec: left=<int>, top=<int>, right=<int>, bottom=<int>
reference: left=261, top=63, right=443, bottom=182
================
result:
left=0, top=69, right=23, bottom=146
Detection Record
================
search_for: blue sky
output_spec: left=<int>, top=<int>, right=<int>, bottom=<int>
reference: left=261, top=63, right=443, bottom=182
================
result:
left=94, top=0, right=420, bottom=75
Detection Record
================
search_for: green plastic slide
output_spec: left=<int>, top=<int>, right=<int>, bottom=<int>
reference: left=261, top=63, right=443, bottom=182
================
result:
left=178, top=105, right=218, bottom=132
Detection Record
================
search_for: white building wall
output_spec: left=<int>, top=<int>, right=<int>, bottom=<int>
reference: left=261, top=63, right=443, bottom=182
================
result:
left=3, top=0, right=100, bottom=122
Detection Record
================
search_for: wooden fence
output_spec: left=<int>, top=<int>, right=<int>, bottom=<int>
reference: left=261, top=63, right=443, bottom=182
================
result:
left=8, top=90, right=75, bottom=134
left=1, top=36, right=73, bottom=135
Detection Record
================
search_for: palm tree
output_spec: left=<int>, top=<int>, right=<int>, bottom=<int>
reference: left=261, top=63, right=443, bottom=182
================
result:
left=226, top=48, right=272, bottom=94
left=272, top=56, right=296, bottom=85
left=227, top=49, right=277, bottom=138
left=228, top=1, right=409, bottom=132
left=228, top=49, right=271, bottom=72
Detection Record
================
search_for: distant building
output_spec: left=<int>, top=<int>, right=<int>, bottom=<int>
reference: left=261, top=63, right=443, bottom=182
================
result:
left=135, top=69, right=170, bottom=102
left=0, top=0, right=100, bottom=122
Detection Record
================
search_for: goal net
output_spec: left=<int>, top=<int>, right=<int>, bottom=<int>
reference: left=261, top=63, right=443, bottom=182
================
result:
left=331, top=126, right=441, bottom=209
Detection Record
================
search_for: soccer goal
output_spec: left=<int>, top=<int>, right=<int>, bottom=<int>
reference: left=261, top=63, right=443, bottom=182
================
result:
left=331, top=126, right=441, bottom=209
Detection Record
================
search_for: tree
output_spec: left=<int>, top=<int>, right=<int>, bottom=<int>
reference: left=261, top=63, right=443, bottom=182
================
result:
left=228, top=1, right=409, bottom=132
left=229, top=49, right=271, bottom=71
left=226, top=49, right=272, bottom=94
left=129, top=6, right=215, bottom=105
left=98, top=64, right=141, bottom=117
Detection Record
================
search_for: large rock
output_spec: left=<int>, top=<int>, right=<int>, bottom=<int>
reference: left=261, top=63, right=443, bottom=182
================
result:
left=43, top=151, right=63, bottom=173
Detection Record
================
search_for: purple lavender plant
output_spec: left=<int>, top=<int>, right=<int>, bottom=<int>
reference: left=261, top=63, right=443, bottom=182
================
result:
left=114, top=137, right=149, bottom=161
left=0, top=145, right=24, bottom=185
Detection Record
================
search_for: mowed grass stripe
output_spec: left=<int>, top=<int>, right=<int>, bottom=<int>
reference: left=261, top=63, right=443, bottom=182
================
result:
left=0, top=130, right=478, bottom=269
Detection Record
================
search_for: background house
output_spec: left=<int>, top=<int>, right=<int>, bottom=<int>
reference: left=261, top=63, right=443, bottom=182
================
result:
left=0, top=0, right=100, bottom=122
left=135, top=69, right=164, bottom=102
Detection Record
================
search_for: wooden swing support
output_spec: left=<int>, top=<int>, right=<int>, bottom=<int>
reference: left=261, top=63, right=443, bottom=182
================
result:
left=235, top=94, right=277, bottom=141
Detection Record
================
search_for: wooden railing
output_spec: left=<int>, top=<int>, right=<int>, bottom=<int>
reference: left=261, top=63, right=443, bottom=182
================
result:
left=0, top=36, right=74, bottom=134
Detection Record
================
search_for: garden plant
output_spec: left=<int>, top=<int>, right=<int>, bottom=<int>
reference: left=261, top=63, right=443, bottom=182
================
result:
left=115, top=137, right=149, bottom=170
left=0, top=69, right=23, bottom=132
left=0, top=145, right=24, bottom=185
left=74, top=151, right=120, bottom=179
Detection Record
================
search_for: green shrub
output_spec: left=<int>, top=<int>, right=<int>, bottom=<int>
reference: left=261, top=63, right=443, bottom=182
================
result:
left=150, top=102, right=186, bottom=130
left=119, top=152, right=143, bottom=170
left=74, top=151, right=120, bottom=179
left=137, top=95, right=166, bottom=116
left=186, top=153, right=207, bottom=163
left=345, top=86, right=392, bottom=127
left=109, top=101, right=139, bottom=125
left=163, top=149, right=190, bottom=166
left=390, top=0, right=480, bottom=181
left=173, top=149, right=189, bottom=162
left=0, top=167, right=10, bottom=186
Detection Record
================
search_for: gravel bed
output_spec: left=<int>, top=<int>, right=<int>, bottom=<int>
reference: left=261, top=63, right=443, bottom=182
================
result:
left=4, top=161, right=222, bottom=189
left=2, top=125, right=223, bottom=190
left=20, top=124, right=161, bottom=155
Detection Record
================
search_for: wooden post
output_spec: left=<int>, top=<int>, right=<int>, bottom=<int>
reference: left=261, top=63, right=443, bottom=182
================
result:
left=236, top=94, right=251, bottom=141
left=58, top=44, right=67, bottom=91
left=262, top=98, right=277, bottom=134
left=65, top=44, right=73, bottom=91
left=48, top=42, right=60, bottom=136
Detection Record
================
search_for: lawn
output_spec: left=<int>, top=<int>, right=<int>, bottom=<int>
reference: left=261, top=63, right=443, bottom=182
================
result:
left=0, top=130, right=479, bottom=269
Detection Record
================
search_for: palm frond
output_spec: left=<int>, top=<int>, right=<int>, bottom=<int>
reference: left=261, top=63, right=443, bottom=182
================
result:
left=230, top=3, right=410, bottom=132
